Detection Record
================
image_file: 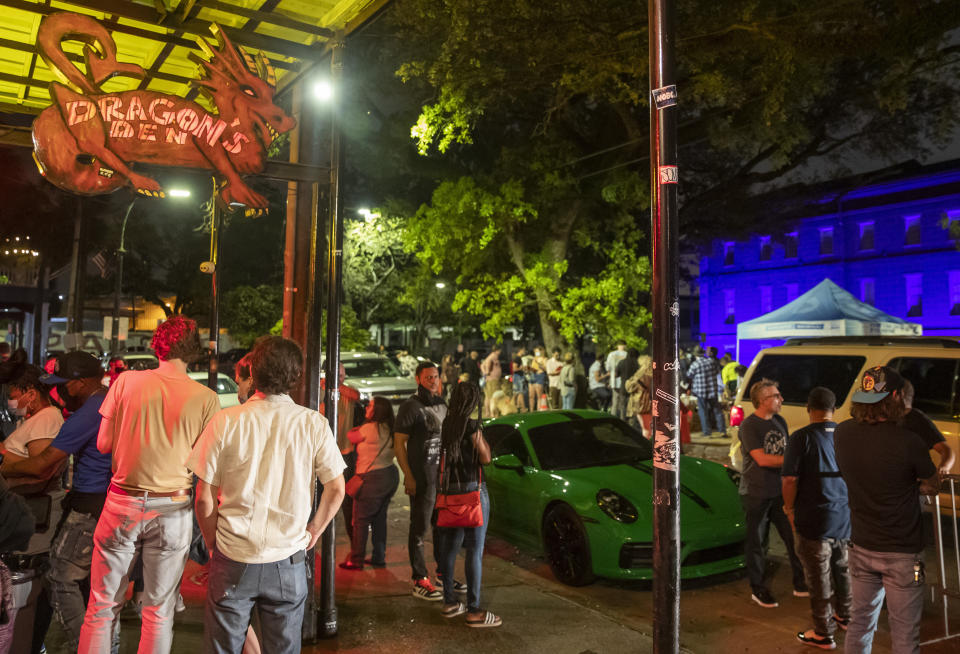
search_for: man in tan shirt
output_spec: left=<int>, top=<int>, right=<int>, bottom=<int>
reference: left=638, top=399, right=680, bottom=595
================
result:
left=187, top=336, right=345, bottom=653
left=78, top=316, right=220, bottom=654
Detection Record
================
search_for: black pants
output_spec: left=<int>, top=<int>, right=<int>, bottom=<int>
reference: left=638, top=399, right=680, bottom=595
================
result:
left=741, top=494, right=805, bottom=593
left=408, top=482, right=439, bottom=580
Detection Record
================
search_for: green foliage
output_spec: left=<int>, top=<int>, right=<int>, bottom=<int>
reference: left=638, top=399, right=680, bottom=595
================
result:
left=321, top=305, right=372, bottom=351
left=220, top=284, right=282, bottom=348
left=941, top=213, right=960, bottom=250
left=343, top=211, right=413, bottom=325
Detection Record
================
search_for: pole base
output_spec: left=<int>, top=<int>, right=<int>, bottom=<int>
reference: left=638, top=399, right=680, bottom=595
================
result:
left=318, top=610, right=338, bottom=638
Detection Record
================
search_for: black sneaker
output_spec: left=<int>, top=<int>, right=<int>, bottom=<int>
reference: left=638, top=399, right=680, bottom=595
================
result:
left=435, top=575, right=468, bottom=595
left=833, top=614, right=849, bottom=631
left=750, top=588, right=779, bottom=608
left=797, top=629, right=836, bottom=650
left=411, top=577, right=443, bottom=601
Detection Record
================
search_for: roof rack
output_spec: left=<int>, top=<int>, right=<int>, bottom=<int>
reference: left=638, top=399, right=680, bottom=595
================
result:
left=783, top=336, right=960, bottom=348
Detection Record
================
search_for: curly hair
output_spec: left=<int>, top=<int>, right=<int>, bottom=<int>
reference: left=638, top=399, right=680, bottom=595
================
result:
left=851, top=392, right=906, bottom=424
left=9, top=364, right=52, bottom=395
left=151, top=315, right=202, bottom=363
left=235, top=352, right=253, bottom=382
left=250, top=336, right=303, bottom=395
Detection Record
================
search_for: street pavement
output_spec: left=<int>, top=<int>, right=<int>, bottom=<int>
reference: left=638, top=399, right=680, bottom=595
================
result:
left=39, top=439, right=960, bottom=653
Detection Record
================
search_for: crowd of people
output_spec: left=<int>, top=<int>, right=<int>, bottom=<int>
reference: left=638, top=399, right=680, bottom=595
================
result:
left=738, top=368, right=953, bottom=652
left=0, top=317, right=502, bottom=654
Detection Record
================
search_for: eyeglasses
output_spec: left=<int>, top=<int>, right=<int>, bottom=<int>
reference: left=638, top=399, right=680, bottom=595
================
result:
left=763, top=392, right=782, bottom=401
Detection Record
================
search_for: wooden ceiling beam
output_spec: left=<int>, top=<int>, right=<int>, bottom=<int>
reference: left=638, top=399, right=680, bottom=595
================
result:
left=54, top=0, right=328, bottom=60
left=196, top=0, right=334, bottom=38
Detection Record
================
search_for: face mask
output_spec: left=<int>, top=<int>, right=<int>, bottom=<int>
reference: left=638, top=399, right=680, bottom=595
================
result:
left=7, top=398, right=26, bottom=417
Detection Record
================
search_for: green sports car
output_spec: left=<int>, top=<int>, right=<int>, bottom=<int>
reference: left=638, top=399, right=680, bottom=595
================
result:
left=482, top=410, right=745, bottom=586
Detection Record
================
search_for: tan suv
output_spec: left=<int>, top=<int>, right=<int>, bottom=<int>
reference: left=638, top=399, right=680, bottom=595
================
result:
left=732, top=336, right=960, bottom=499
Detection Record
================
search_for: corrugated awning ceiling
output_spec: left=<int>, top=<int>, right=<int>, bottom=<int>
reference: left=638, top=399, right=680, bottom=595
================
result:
left=0, top=0, right=387, bottom=113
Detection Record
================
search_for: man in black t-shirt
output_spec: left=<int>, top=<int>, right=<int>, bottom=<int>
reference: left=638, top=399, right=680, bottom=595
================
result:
left=394, top=362, right=448, bottom=601
left=737, top=378, right=806, bottom=609
left=835, top=366, right=938, bottom=654
left=782, top=387, right=851, bottom=650
left=901, top=379, right=955, bottom=477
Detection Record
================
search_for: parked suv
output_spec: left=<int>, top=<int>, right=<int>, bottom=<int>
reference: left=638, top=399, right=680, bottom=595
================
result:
left=338, top=351, right=418, bottom=410
left=732, top=336, right=960, bottom=502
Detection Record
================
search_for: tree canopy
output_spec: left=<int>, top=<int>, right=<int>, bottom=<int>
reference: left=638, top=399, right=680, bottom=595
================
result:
left=371, top=0, right=960, bottom=350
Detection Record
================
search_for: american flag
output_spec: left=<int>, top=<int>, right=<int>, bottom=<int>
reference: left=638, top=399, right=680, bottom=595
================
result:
left=92, top=250, right=108, bottom=278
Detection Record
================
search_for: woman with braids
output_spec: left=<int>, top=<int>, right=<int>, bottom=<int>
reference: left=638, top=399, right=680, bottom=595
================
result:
left=435, top=382, right=501, bottom=628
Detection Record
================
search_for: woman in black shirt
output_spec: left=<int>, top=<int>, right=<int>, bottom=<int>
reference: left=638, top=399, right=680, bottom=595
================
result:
left=435, top=382, right=500, bottom=627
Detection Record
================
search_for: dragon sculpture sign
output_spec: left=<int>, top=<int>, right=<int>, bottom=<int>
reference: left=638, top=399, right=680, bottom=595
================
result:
left=32, top=12, right=296, bottom=215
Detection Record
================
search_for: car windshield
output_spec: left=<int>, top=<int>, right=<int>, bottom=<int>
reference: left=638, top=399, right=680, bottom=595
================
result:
left=342, top=358, right=403, bottom=378
left=216, top=376, right=238, bottom=394
left=527, top=418, right=653, bottom=470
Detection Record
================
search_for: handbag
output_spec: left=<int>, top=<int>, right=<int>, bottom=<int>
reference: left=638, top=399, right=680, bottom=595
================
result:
left=344, top=426, right=391, bottom=499
left=435, top=450, right=484, bottom=528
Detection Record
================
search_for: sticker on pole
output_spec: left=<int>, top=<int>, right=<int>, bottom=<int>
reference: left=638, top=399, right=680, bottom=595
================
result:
left=651, top=84, right=677, bottom=109
left=653, top=427, right=678, bottom=472
left=658, top=165, right=679, bottom=185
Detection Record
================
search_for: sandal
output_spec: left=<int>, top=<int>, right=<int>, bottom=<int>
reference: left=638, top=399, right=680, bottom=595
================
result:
left=466, top=611, right=502, bottom=628
left=442, top=602, right=468, bottom=618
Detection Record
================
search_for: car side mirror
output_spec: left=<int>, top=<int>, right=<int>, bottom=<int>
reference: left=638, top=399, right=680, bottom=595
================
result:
left=493, top=454, right=524, bottom=471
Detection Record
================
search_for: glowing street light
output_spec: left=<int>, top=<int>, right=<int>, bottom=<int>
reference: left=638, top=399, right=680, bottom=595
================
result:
left=313, top=79, right=334, bottom=102
left=168, top=188, right=191, bottom=198
left=435, top=282, right=446, bottom=289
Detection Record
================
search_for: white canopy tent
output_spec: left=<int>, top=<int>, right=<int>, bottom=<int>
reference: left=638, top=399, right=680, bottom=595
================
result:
left=735, top=278, right=922, bottom=360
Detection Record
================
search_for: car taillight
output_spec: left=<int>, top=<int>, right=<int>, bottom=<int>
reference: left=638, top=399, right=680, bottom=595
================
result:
left=729, top=405, right=744, bottom=427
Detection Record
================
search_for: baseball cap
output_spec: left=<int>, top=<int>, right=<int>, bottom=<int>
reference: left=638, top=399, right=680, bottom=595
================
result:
left=40, top=351, right=104, bottom=384
left=851, top=365, right=903, bottom=404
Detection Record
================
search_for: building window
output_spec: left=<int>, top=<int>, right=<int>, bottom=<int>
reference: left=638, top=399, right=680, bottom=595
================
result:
left=759, top=236, right=772, bottom=262
left=759, top=285, right=772, bottom=313
left=785, top=283, right=799, bottom=303
left=950, top=271, right=960, bottom=316
left=860, top=278, right=875, bottom=306
left=784, top=232, right=798, bottom=259
left=723, top=289, right=735, bottom=324
left=904, top=214, right=921, bottom=246
left=905, top=273, right=922, bottom=317
left=723, top=242, right=735, bottom=267
left=819, top=227, right=834, bottom=256
left=858, top=221, right=875, bottom=251
left=946, top=210, right=960, bottom=240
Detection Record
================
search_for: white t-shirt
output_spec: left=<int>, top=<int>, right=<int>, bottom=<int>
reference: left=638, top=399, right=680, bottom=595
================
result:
left=2, top=406, right=64, bottom=457
left=546, top=357, right=563, bottom=389
left=588, top=361, right=606, bottom=390
left=187, top=393, right=347, bottom=564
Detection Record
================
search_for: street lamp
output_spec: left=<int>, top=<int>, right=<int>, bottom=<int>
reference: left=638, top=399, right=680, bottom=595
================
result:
left=110, top=189, right=191, bottom=356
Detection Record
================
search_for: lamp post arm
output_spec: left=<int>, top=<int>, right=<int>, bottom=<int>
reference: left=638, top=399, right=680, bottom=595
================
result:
left=111, top=199, right=136, bottom=355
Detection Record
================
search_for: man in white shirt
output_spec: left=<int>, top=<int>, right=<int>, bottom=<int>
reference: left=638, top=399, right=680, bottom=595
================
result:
left=545, top=348, right=563, bottom=409
left=605, top=341, right=628, bottom=418
left=187, top=336, right=346, bottom=654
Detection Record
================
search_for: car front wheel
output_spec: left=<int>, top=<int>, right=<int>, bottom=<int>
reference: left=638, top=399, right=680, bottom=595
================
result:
left=542, top=503, right=595, bottom=586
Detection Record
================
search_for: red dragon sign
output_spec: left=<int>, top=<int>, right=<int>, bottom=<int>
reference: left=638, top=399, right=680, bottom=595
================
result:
left=32, top=12, right=296, bottom=214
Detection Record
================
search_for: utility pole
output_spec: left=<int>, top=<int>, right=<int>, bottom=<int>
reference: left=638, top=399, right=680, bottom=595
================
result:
left=318, top=32, right=346, bottom=639
left=648, top=1, right=681, bottom=652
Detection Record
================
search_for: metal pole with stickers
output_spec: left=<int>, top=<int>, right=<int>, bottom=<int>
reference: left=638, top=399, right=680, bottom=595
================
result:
left=648, top=0, right=681, bottom=652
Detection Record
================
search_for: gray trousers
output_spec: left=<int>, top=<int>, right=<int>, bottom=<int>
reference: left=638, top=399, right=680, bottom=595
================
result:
left=845, top=544, right=925, bottom=654
left=204, top=549, right=307, bottom=654
left=795, top=534, right=851, bottom=636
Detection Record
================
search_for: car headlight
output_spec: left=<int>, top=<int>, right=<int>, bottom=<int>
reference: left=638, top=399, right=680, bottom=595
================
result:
left=359, top=391, right=372, bottom=401
left=725, top=466, right=741, bottom=486
left=596, top=489, right=638, bottom=523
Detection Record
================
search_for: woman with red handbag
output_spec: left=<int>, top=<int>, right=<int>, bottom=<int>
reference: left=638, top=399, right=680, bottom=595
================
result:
left=435, top=382, right=501, bottom=628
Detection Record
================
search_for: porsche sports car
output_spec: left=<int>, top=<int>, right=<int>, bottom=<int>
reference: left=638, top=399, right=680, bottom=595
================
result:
left=483, top=410, right=745, bottom=586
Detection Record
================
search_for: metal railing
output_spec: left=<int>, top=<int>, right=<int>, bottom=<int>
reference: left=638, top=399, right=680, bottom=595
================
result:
left=923, top=474, right=960, bottom=646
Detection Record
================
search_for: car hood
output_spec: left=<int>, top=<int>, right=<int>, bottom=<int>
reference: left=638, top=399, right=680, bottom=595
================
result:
left=547, top=456, right=742, bottom=522
left=348, top=376, right=418, bottom=395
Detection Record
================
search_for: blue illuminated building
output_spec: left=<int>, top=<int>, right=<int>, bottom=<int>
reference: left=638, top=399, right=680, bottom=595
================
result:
left=697, top=159, right=960, bottom=364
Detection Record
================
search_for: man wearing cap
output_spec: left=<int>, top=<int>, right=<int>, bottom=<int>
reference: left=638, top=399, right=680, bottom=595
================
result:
left=835, top=366, right=939, bottom=654
left=78, top=316, right=220, bottom=654
left=0, top=351, right=113, bottom=650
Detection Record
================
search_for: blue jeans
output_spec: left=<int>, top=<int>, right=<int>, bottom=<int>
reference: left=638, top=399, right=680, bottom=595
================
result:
left=696, top=395, right=724, bottom=434
left=204, top=548, right=307, bottom=654
left=845, top=544, right=925, bottom=654
left=48, top=510, right=106, bottom=651
left=349, top=465, right=399, bottom=566
left=561, top=388, right=576, bottom=409
left=437, top=484, right=490, bottom=611
left=79, top=492, right=193, bottom=654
